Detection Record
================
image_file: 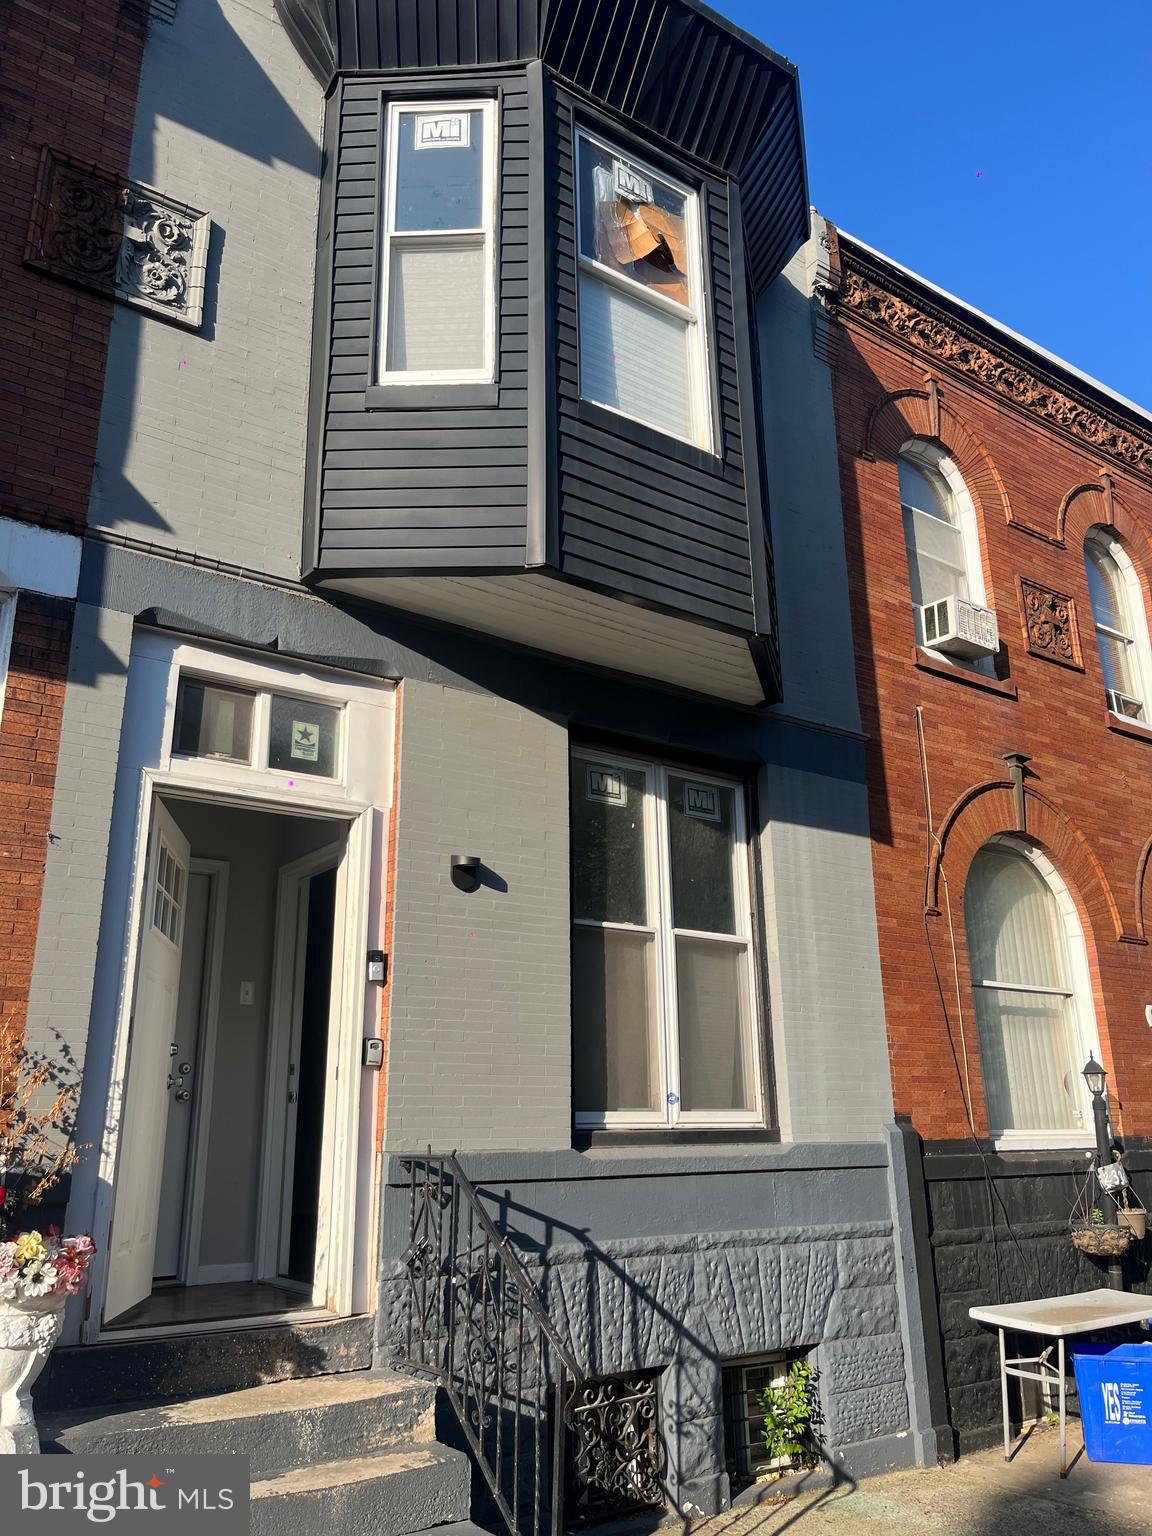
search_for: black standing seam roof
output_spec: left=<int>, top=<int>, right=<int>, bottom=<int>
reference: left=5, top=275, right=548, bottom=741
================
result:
left=274, top=0, right=809, bottom=286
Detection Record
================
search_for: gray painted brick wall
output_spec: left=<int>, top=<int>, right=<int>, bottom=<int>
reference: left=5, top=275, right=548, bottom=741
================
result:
left=88, top=0, right=322, bottom=579
left=760, top=755, right=894, bottom=1144
left=385, top=677, right=572, bottom=1150
left=760, top=219, right=862, bottom=736
left=23, top=604, right=134, bottom=1080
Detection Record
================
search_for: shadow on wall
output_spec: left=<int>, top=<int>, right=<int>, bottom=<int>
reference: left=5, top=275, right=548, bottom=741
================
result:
left=87, top=0, right=322, bottom=565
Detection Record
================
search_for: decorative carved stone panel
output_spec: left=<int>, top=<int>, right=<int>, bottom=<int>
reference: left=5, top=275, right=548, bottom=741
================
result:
left=25, top=149, right=209, bottom=330
left=1019, top=578, right=1083, bottom=669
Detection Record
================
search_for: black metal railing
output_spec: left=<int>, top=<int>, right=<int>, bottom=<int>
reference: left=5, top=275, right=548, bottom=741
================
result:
left=391, top=1153, right=584, bottom=1536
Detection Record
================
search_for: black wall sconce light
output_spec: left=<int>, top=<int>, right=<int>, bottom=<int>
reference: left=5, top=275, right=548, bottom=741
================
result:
left=450, top=854, right=482, bottom=892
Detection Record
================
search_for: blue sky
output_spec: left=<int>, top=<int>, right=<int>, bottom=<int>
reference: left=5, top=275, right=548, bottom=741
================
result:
left=717, top=2, right=1152, bottom=410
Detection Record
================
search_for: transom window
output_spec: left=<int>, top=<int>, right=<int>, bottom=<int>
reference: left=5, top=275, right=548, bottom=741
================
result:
left=964, top=840, right=1098, bottom=1145
left=174, top=676, right=343, bottom=780
left=575, top=131, right=712, bottom=450
left=1084, top=527, right=1151, bottom=719
left=378, top=100, right=497, bottom=383
left=571, top=750, right=761, bottom=1128
left=898, top=442, right=987, bottom=654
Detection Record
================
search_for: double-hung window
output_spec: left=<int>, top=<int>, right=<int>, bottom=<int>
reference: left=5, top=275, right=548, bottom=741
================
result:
left=571, top=750, right=762, bottom=1129
left=575, top=130, right=712, bottom=450
left=378, top=100, right=497, bottom=383
left=1084, top=527, right=1152, bottom=719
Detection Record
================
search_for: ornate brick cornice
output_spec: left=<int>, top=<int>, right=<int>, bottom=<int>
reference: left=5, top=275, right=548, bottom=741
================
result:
left=829, top=247, right=1152, bottom=482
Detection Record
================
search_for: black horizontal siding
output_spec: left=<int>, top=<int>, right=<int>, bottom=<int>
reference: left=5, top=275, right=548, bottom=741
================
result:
left=314, top=71, right=531, bottom=577
left=550, top=87, right=755, bottom=633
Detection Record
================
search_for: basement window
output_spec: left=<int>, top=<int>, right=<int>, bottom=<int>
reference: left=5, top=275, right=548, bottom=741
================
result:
left=575, top=129, right=713, bottom=450
left=377, top=100, right=497, bottom=384
left=722, top=1353, right=806, bottom=1487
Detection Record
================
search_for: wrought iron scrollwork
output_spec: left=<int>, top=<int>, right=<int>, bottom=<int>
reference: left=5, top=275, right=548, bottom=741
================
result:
left=568, top=1373, right=665, bottom=1526
left=391, top=1154, right=588, bottom=1536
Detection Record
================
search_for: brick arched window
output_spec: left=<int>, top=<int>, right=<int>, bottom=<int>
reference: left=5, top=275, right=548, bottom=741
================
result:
left=964, top=837, right=1100, bottom=1147
left=1084, top=526, right=1152, bottom=720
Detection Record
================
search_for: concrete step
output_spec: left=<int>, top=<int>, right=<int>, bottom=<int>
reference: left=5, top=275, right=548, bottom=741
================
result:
left=39, top=1369, right=436, bottom=1478
left=251, top=1443, right=472, bottom=1536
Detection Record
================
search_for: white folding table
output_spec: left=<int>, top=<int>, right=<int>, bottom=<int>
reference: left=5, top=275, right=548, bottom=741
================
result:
left=970, top=1288, right=1152, bottom=1476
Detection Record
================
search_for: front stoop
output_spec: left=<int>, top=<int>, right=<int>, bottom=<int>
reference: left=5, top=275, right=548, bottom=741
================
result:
left=39, top=1369, right=481, bottom=1536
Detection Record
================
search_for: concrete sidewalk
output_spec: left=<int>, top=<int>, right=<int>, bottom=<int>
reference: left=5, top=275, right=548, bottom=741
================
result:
left=690, top=1430, right=1152, bottom=1535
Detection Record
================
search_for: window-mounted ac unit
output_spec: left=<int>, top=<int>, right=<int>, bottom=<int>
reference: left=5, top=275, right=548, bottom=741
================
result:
left=920, top=596, right=999, bottom=659
left=1107, top=688, right=1144, bottom=720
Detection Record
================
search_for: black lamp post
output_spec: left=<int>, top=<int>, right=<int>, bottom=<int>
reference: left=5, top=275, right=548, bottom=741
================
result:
left=1082, top=1056, right=1124, bottom=1291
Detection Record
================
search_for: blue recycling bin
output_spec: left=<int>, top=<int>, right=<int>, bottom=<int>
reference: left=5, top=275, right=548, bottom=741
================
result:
left=1074, top=1342, right=1152, bottom=1464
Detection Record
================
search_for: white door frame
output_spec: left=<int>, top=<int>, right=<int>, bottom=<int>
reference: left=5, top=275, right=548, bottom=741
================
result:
left=180, top=858, right=230, bottom=1286
left=86, top=770, right=374, bottom=1342
left=257, top=841, right=346, bottom=1297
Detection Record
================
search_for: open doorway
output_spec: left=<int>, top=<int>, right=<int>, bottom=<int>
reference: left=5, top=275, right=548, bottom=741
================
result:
left=103, top=795, right=351, bottom=1332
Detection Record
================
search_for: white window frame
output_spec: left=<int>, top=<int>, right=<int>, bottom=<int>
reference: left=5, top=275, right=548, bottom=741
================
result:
left=970, top=836, right=1101, bottom=1151
left=376, top=98, right=498, bottom=386
left=574, top=128, right=714, bottom=453
left=0, top=591, right=15, bottom=730
left=1085, top=526, right=1152, bottom=720
left=900, top=440, right=988, bottom=658
left=172, top=672, right=348, bottom=786
left=571, top=748, right=763, bottom=1130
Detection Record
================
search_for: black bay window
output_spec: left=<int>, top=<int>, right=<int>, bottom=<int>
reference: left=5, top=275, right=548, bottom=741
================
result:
left=377, top=100, right=497, bottom=383
left=575, top=130, right=713, bottom=451
left=571, top=749, right=762, bottom=1129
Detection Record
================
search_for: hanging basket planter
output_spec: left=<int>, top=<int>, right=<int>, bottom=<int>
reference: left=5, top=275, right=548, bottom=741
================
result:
left=1071, top=1220, right=1133, bottom=1258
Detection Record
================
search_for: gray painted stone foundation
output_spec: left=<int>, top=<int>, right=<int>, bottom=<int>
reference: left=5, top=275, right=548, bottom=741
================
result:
left=378, top=1149, right=917, bottom=1514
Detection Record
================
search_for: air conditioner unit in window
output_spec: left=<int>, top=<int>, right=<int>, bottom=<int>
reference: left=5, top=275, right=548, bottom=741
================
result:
left=1107, top=688, right=1144, bottom=720
left=920, top=596, right=999, bottom=659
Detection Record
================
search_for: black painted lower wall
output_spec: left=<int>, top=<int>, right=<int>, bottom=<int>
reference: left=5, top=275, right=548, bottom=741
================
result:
left=921, top=1143, right=1152, bottom=1451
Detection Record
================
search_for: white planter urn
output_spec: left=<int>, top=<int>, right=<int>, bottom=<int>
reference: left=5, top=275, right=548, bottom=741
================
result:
left=0, top=1295, right=65, bottom=1455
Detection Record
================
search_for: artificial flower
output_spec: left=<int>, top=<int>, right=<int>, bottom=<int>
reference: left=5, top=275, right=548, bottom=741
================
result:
left=21, top=1262, right=58, bottom=1298
left=0, top=1241, right=17, bottom=1279
left=14, top=1231, right=45, bottom=1265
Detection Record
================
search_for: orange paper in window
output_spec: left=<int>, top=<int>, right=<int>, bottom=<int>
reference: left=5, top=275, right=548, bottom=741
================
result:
left=596, top=198, right=690, bottom=307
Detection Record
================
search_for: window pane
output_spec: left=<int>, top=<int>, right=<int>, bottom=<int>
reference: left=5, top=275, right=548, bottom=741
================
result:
left=572, top=762, right=649, bottom=924
left=386, top=241, right=485, bottom=373
left=174, top=680, right=254, bottom=763
left=973, top=986, right=1081, bottom=1133
left=1085, top=538, right=1130, bottom=637
left=1097, top=632, right=1139, bottom=703
left=965, top=846, right=1070, bottom=990
left=394, top=109, right=484, bottom=231
left=268, top=696, right=341, bottom=777
left=902, top=504, right=967, bottom=607
left=675, top=936, right=754, bottom=1112
left=579, top=275, right=691, bottom=441
left=578, top=138, right=690, bottom=306
left=573, top=927, right=660, bottom=1114
left=667, top=776, right=737, bottom=934
left=898, top=458, right=948, bottom=520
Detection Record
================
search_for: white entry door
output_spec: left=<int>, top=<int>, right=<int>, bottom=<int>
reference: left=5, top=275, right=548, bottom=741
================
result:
left=105, top=799, right=190, bottom=1323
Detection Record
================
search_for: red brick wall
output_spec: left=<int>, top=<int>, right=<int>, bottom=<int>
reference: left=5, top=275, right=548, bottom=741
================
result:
left=0, top=0, right=145, bottom=532
left=0, top=595, right=73, bottom=1041
left=829, top=240, right=1152, bottom=1143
